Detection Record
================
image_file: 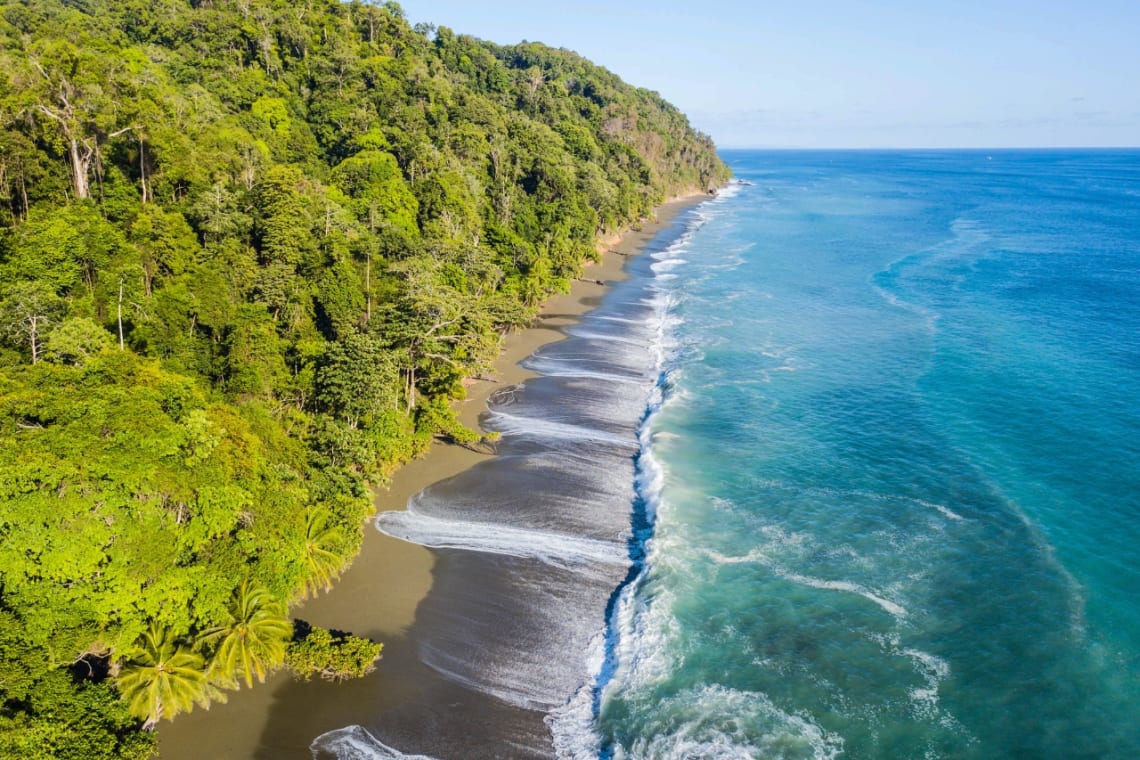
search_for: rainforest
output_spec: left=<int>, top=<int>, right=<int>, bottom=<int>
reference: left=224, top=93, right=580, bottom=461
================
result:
left=0, top=0, right=729, bottom=756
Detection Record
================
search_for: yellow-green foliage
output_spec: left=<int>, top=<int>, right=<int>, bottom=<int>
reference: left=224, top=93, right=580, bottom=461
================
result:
left=284, top=623, right=383, bottom=683
left=0, top=0, right=729, bottom=750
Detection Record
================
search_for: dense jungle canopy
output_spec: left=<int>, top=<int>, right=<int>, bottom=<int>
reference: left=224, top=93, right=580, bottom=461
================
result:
left=0, top=0, right=729, bottom=755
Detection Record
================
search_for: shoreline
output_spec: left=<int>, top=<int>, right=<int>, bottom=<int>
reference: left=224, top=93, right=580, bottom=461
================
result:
left=156, top=192, right=709, bottom=759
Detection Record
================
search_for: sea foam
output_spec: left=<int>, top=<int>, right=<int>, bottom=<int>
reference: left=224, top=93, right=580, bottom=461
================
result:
left=612, top=685, right=844, bottom=760
left=310, top=726, right=437, bottom=760
left=376, top=510, right=626, bottom=569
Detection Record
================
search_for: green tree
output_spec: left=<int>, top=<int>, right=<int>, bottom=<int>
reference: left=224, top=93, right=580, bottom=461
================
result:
left=42, top=316, right=113, bottom=366
left=200, top=580, right=292, bottom=689
left=17, top=39, right=147, bottom=201
left=313, top=256, right=366, bottom=340
left=1, top=203, right=128, bottom=296
left=284, top=621, right=382, bottom=683
left=127, top=206, right=198, bottom=297
left=0, top=668, right=155, bottom=760
left=253, top=165, right=313, bottom=269
left=116, top=625, right=212, bottom=730
left=330, top=149, right=419, bottom=235
left=0, top=281, right=66, bottom=363
left=314, top=333, right=399, bottom=428
left=298, top=507, right=348, bottom=599
left=223, top=304, right=287, bottom=397
left=187, top=179, right=253, bottom=247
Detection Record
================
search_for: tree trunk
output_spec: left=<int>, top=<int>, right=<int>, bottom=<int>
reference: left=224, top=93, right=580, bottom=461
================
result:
left=139, top=135, right=150, bottom=203
left=68, top=137, right=91, bottom=200
left=117, top=280, right=125, bottom=350
left=404, top=367, right=416, bottom=411
left=365, top=250, right=372, bottom=324
left=19, top=171, right=28, bottom=220
left=29, top=314, right=40, bottom=364
left=366, top=207, right=377, bottom=324
left=141, top=262, right=154, bottom=297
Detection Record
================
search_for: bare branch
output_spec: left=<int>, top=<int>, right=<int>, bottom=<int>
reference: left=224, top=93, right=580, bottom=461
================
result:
left=423, top=314, right=464, bottom=335
left=28, top=57, right=49, bottom=81
left=423, top=352, right=463, bottom=367
left=33, top=103, right=66, bottom=125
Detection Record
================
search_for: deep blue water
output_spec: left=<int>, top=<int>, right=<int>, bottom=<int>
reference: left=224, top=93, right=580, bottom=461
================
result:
left=595, top=150, right=1140, bottom=759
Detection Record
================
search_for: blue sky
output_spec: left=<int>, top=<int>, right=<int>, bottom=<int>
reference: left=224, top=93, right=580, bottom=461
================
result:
left=399, top=0, right=1140, bottom=148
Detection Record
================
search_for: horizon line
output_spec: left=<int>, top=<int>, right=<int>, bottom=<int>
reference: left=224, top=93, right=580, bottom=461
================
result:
left=716, top=145, right=1140, bottom=152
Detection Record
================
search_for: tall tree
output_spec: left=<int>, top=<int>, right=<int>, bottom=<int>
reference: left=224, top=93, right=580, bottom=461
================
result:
left=0, top=282, right=65, bottom=363
left=115, top=625, right=212, bottom=730
left=298, top=507, right=348, bottom=599
left=314, top=333, right=399, bottom=428
left=18, top=40, right=141, bottom=200
left=200, top=580, right=292, bottom=689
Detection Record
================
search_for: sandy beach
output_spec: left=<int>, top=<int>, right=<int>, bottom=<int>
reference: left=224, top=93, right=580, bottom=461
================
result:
left=156, top=194, right=707, bottom=759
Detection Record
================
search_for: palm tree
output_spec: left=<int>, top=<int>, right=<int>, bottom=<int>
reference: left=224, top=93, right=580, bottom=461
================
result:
left=200, top=579, right=292, bottom=688
left=299, top=507, right=347, bottom=599
left=116, top=625, right=211, bottom=730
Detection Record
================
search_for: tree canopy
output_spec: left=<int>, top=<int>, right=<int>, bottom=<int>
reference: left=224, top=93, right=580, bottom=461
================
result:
left=0, top=0, right=729, bottom=753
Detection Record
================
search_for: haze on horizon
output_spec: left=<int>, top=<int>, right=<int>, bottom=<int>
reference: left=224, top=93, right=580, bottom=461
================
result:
left=401, top=0, right=1140, bottom=150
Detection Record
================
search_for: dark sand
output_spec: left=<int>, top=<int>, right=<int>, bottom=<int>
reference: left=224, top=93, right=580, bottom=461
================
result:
left=156, top=195, right=707, bottom=759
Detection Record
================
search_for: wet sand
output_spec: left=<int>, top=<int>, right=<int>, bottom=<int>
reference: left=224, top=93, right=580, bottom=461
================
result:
left=156, top=195, right=708, bottom=759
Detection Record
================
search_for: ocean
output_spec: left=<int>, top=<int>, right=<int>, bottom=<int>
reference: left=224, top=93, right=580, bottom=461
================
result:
left=324, top=149, right=1140, bottom=759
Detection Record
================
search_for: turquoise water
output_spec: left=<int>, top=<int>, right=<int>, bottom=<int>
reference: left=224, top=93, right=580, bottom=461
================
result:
left=596, top=150, right=1140, bottom=759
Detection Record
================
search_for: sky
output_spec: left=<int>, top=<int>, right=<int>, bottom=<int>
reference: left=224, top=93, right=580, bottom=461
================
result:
left=399, top=0, right=1140, bottom=149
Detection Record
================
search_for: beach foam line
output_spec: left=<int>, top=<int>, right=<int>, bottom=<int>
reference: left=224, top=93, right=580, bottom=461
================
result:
left=310, top=726, right=438, bottom=760
left=524, top=193, right=725, bottom=755
left=518, top=365, right=650, bottom=384
left=650, top=257, right=689, bottom=273
left=594, top=314, right=652, bottom=325
left=612, top=684, right=844, bottom=760
left=484, top=410, right=633, bottom=446
left=564, top=327, right=649, bottom=347
left=547, top=216, right=694, bottom=755
left=520, top=355, right=652, bottom=384
left=547, top=631, right=607, bottom=760
left=376, top=510, right=627, bottom=570
left=415, top=642, right=567, bottom=712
